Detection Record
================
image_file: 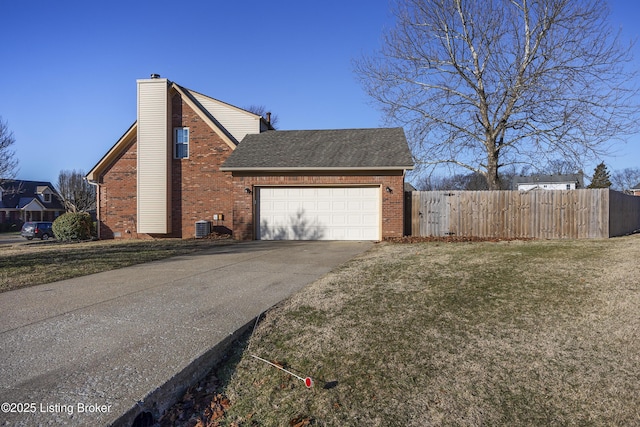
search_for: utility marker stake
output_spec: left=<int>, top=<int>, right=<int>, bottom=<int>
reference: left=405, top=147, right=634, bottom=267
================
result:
left=251, top=354, right=313, bottom=388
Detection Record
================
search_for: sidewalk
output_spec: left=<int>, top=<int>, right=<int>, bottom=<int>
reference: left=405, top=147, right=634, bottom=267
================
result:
left=0, top=240, right=371, bottom=426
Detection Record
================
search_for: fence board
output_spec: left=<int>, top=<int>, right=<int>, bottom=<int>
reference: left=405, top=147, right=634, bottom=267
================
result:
left=408, top=189, right=640, bottom=239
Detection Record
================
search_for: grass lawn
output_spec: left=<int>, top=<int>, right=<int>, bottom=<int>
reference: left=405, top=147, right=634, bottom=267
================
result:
left=168, top=236, right=640, bottom=426
left=0, top=238, right=233, bottom=293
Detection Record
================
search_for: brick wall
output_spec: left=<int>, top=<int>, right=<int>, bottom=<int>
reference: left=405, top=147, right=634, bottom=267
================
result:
left=98, top=139, right=141, bottom=239
left=97, top=91, right=235, bottom=239
left=96, top=89, right=406, bottom=241
left=230, top=172, right=406, bottom=240
left=171, top=94, right=235, bottom=238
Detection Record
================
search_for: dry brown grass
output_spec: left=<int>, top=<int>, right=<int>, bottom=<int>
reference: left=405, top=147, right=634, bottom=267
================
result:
left=201, top=236, right=640, bottom=426
left=0, top=238, right=232, bottom=292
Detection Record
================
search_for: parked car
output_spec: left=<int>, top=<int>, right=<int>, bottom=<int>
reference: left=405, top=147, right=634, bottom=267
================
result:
left=21, top=222, right=54, bottom=240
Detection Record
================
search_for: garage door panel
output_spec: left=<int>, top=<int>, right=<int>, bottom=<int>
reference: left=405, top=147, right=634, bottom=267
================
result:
left=317, top=213, right=332, bottom=224
left=332, top=201, right=346, bottom=210
left=347, top=214, right=363, bottom=225
left=301, top=200, right=316, bottom=210
left=331, top=214, right=346, bottom=225
left=362, top=199, right=378, bottom=210
left=257, top=187, right=380, bottom=241
left=361, top=214, right=378, bottom=226
left=317, top=200, right=331, bottom=210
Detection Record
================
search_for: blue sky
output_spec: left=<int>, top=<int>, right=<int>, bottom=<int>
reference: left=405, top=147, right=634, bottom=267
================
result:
left=1, top=0, right=639, bottom=186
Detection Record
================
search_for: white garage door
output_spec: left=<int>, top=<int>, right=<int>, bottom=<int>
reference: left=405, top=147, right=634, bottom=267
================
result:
left=257, top=187, right=380, bottom=240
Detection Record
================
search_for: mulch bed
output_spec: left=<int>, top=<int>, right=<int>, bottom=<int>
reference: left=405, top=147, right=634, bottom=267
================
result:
left=157, top=374, right=232, bottom=427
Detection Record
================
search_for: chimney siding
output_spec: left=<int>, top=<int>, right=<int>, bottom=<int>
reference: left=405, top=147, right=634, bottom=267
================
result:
left=136, top=78, right=172, bottom=234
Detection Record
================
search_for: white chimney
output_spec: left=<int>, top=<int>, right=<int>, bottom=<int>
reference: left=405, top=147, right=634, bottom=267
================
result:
left=136, top=76, right=172, bottom=234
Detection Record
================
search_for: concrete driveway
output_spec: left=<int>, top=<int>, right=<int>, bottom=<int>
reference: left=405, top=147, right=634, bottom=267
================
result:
left=0, top=240, right=371, bottom=426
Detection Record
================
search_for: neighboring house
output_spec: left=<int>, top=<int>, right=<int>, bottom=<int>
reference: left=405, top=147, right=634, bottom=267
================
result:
left=86, top=75, right=414, bottom=241
left=0, top=180, right=65, bottom=225
left=513, top=173, right=584, bottom=191
left=631, top=182, right=640, bottom=196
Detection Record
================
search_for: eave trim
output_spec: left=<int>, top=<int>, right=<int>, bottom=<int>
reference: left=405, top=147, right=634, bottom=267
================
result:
left=171, top=84, right=238, bottom=150
left=86, top=122, right=137, bottom=182
left=220, top=166, right=415, bottom=172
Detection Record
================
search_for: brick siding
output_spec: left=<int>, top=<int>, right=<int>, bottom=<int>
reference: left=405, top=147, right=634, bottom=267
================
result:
left=96, top=92, right=235, bottom=239
left=96, top=92, right=406, bottom=241
left=170, top=94, right=235, bottom=238
left=97, top=139, right=140, bottom=239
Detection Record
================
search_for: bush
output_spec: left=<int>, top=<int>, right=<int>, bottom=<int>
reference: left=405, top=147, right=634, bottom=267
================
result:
left=53, top=212, right=94, bottom=242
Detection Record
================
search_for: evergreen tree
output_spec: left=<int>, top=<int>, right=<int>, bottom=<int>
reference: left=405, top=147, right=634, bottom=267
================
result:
left=587, top=162, right=612, bottom=188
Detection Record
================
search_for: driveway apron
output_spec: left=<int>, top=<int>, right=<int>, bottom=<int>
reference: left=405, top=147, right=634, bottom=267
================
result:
left=0, top=240, right=371, bottom=426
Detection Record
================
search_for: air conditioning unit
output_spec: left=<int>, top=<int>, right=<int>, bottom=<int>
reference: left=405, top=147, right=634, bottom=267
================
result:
left=195, top=220, right=211, bottom=238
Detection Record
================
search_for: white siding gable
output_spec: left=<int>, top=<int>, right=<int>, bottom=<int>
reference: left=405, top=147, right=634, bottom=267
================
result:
left=518, top=182, right=576, bottom=191
left=137, top=78, right=171, bottom=234
left=22, top=199, right=45, bottom=211
left=189, top=92, right=262, bottom=143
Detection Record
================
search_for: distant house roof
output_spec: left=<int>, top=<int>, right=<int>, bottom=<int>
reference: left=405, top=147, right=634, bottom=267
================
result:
left=221, top=128, right=414, bottom=171
left=512, top=173, right=584, bottom=189
left=631, top=182, right=640, bottom=190
left=18, top=197, right=43, bottom=209
left=0, top=180, right=64, bottom=211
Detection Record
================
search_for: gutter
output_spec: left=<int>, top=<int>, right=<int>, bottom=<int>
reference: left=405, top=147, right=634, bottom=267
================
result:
left=85, top=177, right=101, bottom=240
left=220, top=165, right=415, bottom=172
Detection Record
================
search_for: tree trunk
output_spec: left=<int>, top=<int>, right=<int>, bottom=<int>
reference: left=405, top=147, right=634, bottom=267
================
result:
left=486, top=150, right=501, bottom=190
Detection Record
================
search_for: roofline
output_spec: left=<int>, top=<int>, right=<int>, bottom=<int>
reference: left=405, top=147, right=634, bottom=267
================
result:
left=0, top=179, right=57, bottom=186
left=183, top=86, right=274, bottom=131
left=86, top=122, right=137, bottom=182
left=220, top=166, right=415, bottom=172
left=182, top=87, right=262, bottom=118
left=172, top=84, right=238, bottom=149
left=517, top=180, right=580, bottom=185
left=20, top=197, right=46, bottom=210
left=86, top=82, right=243, bottom=182
left=251, top=126, right=405, bottom=133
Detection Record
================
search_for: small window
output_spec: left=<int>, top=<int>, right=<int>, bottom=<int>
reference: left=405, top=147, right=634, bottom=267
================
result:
left=174, top=128, right=189, bottom=159
left=566, top=184, right=571, bottom=190
left=44, top=193, right=51, bottom=203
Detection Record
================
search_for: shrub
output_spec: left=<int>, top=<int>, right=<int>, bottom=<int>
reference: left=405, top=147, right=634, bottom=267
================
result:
left=53, top=212, right=94, bottom=242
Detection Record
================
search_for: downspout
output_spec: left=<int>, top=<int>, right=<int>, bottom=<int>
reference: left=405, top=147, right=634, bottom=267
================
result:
left=85, top=178, right=101, bottom=240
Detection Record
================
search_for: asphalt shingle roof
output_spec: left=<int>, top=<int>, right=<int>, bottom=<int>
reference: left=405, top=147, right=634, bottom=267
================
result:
left=221, top=128, right=414, bottom=170
left=0, top=180, right=64, bottom=210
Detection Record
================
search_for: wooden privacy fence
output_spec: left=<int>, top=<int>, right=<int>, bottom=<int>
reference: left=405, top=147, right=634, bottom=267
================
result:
left=406, top=189, right=640, bottom=239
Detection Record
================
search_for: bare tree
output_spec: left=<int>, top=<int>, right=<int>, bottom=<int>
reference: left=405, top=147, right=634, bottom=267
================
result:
left=356, top=0, right=639, bottom=189
left=611, top=167, right=640, bottom=193
left=418, top=173, right=470, bottom=190
left=244, top=105, right=279, bottom=129
left=419, top=168, right=520, bottom=190
left=540, top=159, right=581, bottom=176
left=0, top=116, right=19, bottom=179
left=57, top=170, right=96, bottom=212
